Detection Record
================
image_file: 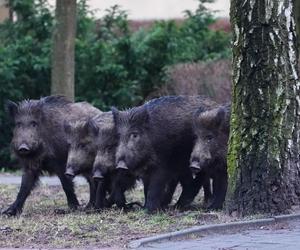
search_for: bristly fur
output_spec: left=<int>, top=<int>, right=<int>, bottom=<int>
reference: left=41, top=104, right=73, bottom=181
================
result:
left=113, top=96, right=205, bottom=128
left=145, top=95, right=185, bottom=106
left=15, top=95, right=71, bottom=115
left=3, top=96, right=101, bottom=216
left=40, top=95, right=71, bottom=106
left=112, top=106, right=140, bottom=128
left=193, top=102, right=231, bottom=131
left=113, top=95, right=219, bottom=212
left=93, top=112, right=114, bottom=131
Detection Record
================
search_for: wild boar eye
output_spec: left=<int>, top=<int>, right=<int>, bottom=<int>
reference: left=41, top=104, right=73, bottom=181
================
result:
left=30, top=121, right=38, bottom=127
left=78, top=143, right=87, bottom=149
left=205, top=135, right=213, bottom=142
left=16, top=122, right=22, bottom=128
left=105, top=146, right=113, bottom=153
left=130, top=132, right=139, bottom=139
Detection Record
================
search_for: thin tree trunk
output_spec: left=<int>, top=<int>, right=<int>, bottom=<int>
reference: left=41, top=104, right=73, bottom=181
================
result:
left=8, top=0, right=13, bottom=21
left=51, top=0, right=76, bottom=101
left=226, top=0, right=300, bottom=216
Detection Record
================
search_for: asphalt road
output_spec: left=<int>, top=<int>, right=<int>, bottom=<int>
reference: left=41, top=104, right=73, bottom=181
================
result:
left=140, top=219, right=300, bottom=250
left=0, top=175, right=87, bottom=186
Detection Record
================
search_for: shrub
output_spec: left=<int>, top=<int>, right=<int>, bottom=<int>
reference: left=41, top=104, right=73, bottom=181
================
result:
left=0, top=0, right=52, bottom=168
left=155, top=59, right=231, bottom=104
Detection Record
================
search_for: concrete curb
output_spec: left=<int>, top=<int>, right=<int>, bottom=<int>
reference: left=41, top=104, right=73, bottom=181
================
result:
left=128, top=213, right=300, bottom=249
left=274, top=213, right=300, bottom=222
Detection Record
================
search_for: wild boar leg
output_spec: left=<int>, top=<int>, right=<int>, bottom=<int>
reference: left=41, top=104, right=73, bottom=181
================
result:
left=85, top=176, right=97, bottom=209
left=161, top=178, right=178, bottom=207
left=108, top=169, right=127, bottom=208
left=175, top=168, right=196, bottom=208
left=58, top=173, right=79, bottom=210
left=95, top=180, right=108, bottom=209
left=145, top=168, right=169, bottom=213
left=191, top=171, right=213, bottom=204
left=2, top=169, right=39, bottom=216
left=209, top=169, right=228, bottom=210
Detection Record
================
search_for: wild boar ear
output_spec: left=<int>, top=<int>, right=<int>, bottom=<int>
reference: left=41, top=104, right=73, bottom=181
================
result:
left=5, top=100, right=18, bottom=119
left=64, top=121, right=72, bottom=135
left=37, top=107, right=46, bottom=122
left=30, top=100, right=45, bottom=121
left=86, top=118, right=99, bottom=136
left=193, top=107, right=204, bottom=128
left=213, top=107, right=226, bottom=129
left=198, top=107, right=225, bottom=129
left=133, top=107, right=149, bottom=126
left=111, top=106, right=120, bottom=125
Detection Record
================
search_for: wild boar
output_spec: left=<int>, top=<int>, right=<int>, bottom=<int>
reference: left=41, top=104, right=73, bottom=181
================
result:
left=112, top=95, right=217, bottom=213
left=190, top=103, right=230, bottom=209
left=2, top=96, right=99, bottom=216
left=64, top=110, right=104, bottom=209
left=64, top=112, right=136, bottom=210
left=91, top=112, right=136, bottom=210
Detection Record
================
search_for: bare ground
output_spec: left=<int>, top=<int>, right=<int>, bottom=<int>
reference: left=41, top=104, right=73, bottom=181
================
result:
left=0, top=179, right=235, bottom=249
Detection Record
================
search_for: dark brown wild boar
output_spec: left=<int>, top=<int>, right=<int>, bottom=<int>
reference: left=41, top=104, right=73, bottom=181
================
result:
left=64, top=112, right=136, bottom=210
left=63, top=111, right=103, bottom=210
left=2, top=96, right=100, bottom=216
left=91, top=113, right=136, bottom=209
left=112, top=95, right=218, bottom=213
left=64, top=112, right=113, bottom=210
left=190, top=103, right=230, bottom=209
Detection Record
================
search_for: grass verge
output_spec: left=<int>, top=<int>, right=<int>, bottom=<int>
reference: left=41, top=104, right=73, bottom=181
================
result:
left=0, top=182, right=231, bottom=249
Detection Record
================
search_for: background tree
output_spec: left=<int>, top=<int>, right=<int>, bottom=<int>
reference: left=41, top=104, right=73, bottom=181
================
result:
left=226, top=0, right=300, bottom=215
left=51, top=0, right=76, bottom=101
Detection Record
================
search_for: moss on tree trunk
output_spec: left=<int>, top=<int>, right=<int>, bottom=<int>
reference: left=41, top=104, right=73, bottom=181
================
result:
left=226, top=0, right=300, bottom=216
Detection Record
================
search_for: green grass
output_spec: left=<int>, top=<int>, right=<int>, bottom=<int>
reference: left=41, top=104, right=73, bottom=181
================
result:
left=0, top=182, right=231, bottom=249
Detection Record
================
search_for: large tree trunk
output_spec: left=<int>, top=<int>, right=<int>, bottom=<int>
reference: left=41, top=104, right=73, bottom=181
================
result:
left=51, top=0, right=76, bottom=101
left=226, top=0, right=300, bottom=216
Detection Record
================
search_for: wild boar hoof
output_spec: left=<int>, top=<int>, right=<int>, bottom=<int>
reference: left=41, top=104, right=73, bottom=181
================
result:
left=2, top=206, right=21, bottom=217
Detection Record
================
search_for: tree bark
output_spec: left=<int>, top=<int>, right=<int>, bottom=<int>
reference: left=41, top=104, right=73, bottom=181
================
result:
left=51, top=0, right=76, bottom=101
left=295, top=0, right=300, bottom=48
left=226, top=0, right=300, bottom=216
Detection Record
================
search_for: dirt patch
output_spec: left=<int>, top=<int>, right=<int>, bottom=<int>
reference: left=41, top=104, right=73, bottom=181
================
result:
left=0, top=182, right=232, bottom=249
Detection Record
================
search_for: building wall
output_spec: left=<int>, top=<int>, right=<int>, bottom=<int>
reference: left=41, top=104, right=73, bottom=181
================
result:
left=48, top=0, right=230, bottom=19
left=0, top=0, right=9, bottom=22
